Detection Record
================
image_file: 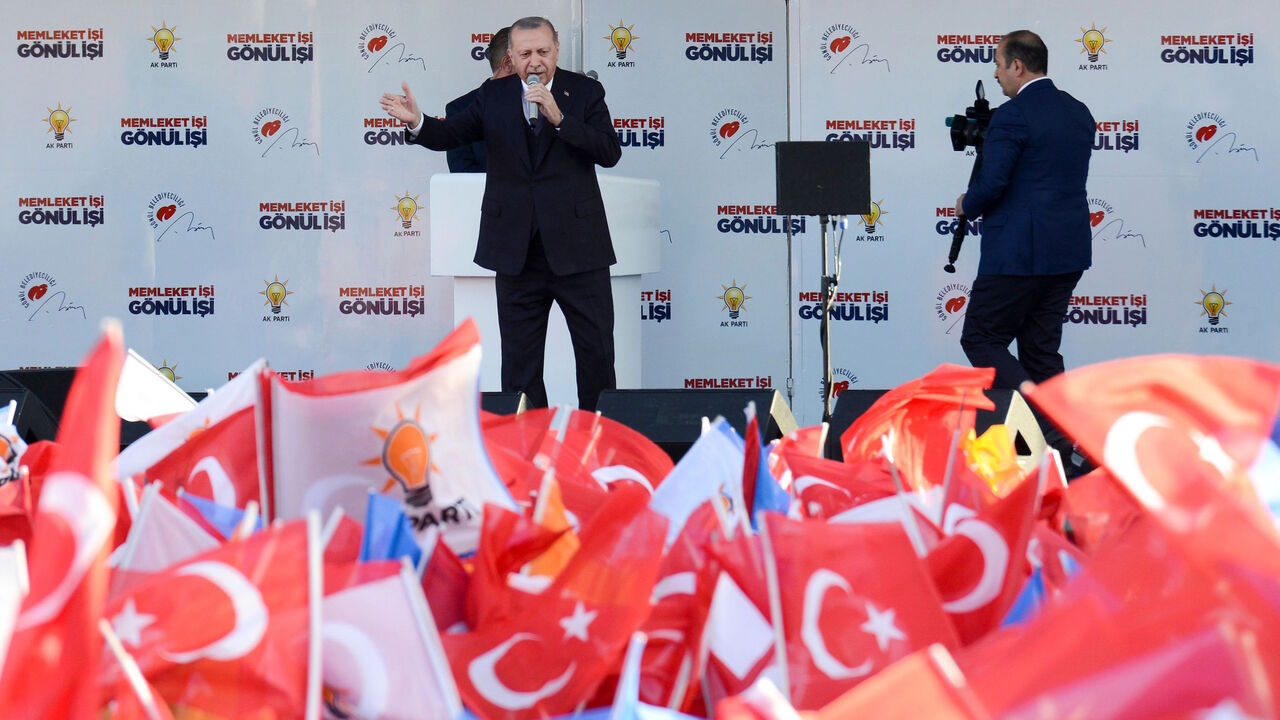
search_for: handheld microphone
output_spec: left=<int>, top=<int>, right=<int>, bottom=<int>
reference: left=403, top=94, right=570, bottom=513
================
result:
left=525, top=74, right=540, bottom=127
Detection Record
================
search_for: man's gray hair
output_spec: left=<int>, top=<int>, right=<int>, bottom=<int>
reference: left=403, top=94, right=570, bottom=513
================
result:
left=511, top=16, right=558, bottom=44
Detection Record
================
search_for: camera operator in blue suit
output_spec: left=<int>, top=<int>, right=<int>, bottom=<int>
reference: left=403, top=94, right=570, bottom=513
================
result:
left=954, top=30, right=1095, bottom=470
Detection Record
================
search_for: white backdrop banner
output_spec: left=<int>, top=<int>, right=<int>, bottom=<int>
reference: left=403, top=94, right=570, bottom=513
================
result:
left=3, top=2, right=1278, bottom=425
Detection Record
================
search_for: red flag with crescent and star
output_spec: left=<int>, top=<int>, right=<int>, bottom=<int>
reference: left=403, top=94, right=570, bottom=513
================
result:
left=444, top=485, right=667, bottom=719
left=98, top=517, right=318, bottom=718
left=0, top=326, right=124, bottom=719
left=764, top=514, right=958, bottom=710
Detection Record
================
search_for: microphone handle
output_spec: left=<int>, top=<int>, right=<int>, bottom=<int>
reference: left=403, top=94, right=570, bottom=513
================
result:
left=945, top=216, right=967, bottom=272
left=526, top=76, right=540, bottom=126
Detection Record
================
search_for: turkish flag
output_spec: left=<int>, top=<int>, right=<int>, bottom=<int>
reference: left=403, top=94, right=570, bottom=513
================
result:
left=699, top=528, right=778, bottom=707
left=927, top=474, right=1038, bottom=645
left=116, top=360, right=268, bottom=514
left=815, top=644, right=988, bottom=720
left=559, top=409, right=674, bottom=495
left=784, top=453, right=896, bottom=520
left=271, top=320, right=516, bottom=556
left=1025, top=354, right=1280, bottom=520
left=765, top=514, right=959, bottom=710
left=109, top=484, right=221, bottom=600
left=639, top=500, right=725, bottom=710
left=482, top=408, right=556, bottom=461
left=446, top=485, right=667, bottom=719
left=0, top=465, right=32, bottom=546
left=421, top=528, right=471, bottom=634
left=99, top=517, right=319, bottom=719
left=0, top=327, right=124, bottom=720
left=464, top=502, right=565, bottom=630
left=840, top=365, right=995, bottom=491
left=323, top=562, right=462, bottom=720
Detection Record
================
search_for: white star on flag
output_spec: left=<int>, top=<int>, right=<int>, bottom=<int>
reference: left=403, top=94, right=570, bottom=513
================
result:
left=859, top=601, right=905, bottom=652
left=111, top=597, right=156, bottom=648
left=559, top=601, right=597, bottom=642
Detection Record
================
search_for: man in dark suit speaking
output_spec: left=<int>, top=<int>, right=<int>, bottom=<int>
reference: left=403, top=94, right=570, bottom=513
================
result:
left=380, top=16, right=622, bottom=411
left=955, top=30, right=1095, bottom=463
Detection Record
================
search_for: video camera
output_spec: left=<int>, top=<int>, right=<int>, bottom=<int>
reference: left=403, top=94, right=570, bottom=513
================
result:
left=945, top=80, right=993, bottom=151
left=942, top=80, right=994, bottom=273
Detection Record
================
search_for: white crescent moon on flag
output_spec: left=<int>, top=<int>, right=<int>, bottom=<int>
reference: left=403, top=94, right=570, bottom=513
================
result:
left=323, top=621, right=390, bottom=718
left=161, top=561, right=268, bottom=663
left=18, top=472, right=114, bottom=629
left=189, top=456, right=236, bottom=507
left=791, top=475, right=852, bottom=498
left=591, top=465, right=655, bottom=494
left=1104, top=411, right=1171, bottom=510
left=940, top=517, right=1009, bottom=614
left=468, top=632, right=575, bottom=710
left=650, top=571, right=696, bottom=604
left=802, top=569, right=873, bottom=680
left=301, top=474, right=374, bottom=516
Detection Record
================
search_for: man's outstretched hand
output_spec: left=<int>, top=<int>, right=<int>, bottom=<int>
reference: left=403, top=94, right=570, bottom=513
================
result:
left=380, top=82, right=423, bottom=128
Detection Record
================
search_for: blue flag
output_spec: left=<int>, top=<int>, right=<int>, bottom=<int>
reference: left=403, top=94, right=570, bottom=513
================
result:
left=1000, top=566, right=1047, bottom=627
left=180, top=491, right=263, bottom=540
left=360, top=491, right=424, bottom=566
left=743, top=403, right=791, bottom=530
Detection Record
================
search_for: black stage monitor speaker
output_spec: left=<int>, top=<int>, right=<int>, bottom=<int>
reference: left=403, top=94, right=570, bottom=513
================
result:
left=775, top=140, right=871, bottom=217
left=824, top=389, right=889, bottom=461
left=823, top=387, right=1046, bottom=468
left=596, top=389, right=798, bottom=463
left=1, top=368, right=76, bottom=422
left=0, top=389, right=58, bottom=445
left=481, top=391, right=527, bottom=415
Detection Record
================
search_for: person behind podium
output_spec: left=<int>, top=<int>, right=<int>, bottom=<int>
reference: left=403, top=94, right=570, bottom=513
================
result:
left=379, top=16, right=622, bottom=411
left=446, top=27, right=513, bottom=173
left=954, top=30, right=1095, bottom=473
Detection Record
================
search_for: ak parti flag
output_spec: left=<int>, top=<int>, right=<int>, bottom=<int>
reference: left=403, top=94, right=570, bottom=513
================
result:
left=271, top=319, right=516, bottom=556
left=115, top=359, right=269, bottom=514
left=0, top=326, right=124, bottom=720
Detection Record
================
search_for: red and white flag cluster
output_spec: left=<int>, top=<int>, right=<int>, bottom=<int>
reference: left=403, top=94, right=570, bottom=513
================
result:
left=1, top=322, right=1279, bottom=719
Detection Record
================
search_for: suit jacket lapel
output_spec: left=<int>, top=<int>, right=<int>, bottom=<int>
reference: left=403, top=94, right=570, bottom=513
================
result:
left=531, top=74, right=572, bottom=169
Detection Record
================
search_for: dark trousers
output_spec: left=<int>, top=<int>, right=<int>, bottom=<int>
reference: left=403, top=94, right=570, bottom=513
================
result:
left=961, top=271, right=1082, bottom=455
left=494, top=233, right=616, bottom=411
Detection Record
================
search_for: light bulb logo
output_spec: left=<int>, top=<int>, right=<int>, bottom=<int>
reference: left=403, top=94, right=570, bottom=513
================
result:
left=718, top=278, right=751, bottom=319
left=605, top=21, right=637, bottom=60
left=394, top=192, right=420, bottom=229
left=1078, top=23, right=1108, bottom=63
left=259, top=274, right=293, bottom=315
left=156, top=360, right=182, bottom=383
left=861, top=199, right=885, bottom=234
left=1197, top=285, right=1230, bottom=326
left=149, top=22, right=180, bottom=60
left=45, top=103, right=74, bottom=141
left=366, top=403, right=439, bottom=507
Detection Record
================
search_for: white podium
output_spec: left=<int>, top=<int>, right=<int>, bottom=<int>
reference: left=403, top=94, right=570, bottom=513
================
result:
left=429, top=173, right=660, bottom=406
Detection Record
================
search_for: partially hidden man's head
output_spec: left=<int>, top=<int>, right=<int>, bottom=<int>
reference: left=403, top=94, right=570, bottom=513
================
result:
left=994, top=30, right=1048, bottom=99
left=508, top=16, right=559, bottom=85
left=488, top=27, right=514, bottom=79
